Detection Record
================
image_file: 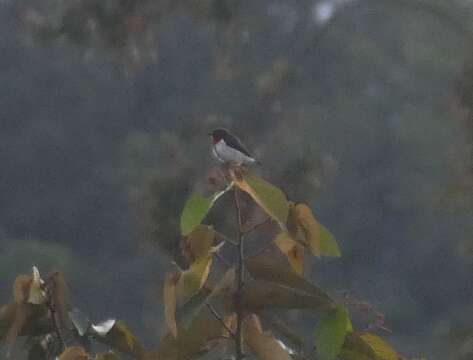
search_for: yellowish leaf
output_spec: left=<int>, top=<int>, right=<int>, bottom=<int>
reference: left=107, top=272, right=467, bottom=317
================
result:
left=98, top=321, right=145, bottom=358
left=182, top=225, right=215, bottom=262
left=243, top=314, right=292, bottom=360
left=292, top=204, right=321, bottom=257
left=274, top=232, right=304, bottom=275
left=164, top=273, right=179, bottom=338
left=342, top=332, right=398, bottom=360
left=289, top=203, right=341, bottom=257
left=176, top=256, right=212, bottom=303
left=232, top=172, right=289, bottom=227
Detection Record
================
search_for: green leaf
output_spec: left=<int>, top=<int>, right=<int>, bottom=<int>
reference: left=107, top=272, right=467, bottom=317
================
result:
left=234, top=173, right=289, bottom=227
left=180, top=190, right=227, bottom=236
left=319, top=224, right=341, bottom=257
left=314, top=305, right=350, bottom=360
left=180, top=193, right=212, bottom=236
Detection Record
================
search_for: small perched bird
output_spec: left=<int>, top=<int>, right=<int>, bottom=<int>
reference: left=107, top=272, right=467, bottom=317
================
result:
left=209, top=128, right=258, bottom=165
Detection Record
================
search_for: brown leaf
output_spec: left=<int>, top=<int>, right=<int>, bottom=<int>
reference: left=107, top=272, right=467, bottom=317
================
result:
left=291, top=203, right=321, bottom=257
left=13, top=275, right=32, bottom=304
left=151, top=309, right=227, bottom=360
left=164, top=272, right=179, bottom=338
left=6, top=303, right=32, bottom=356
left=58, top=346, right=92, bottom=360
left=243, top=314, right=292, bottom=360
left=242, top=279, right=334, bottom=312
left=274, top=232, right=304, bottom=275
left=0, top=303, right=17, bottom=340
left=246, top=255, right=334, bottom=308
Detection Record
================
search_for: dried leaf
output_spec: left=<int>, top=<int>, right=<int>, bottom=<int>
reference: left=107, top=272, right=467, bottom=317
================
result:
left=246, top=255, right=334, bottom=308
left=289, top=203, right=341, bottom=257
left=13, top=275, right=32, bottom=305
left=274, top=232, right=304, bottom=275
left=152, top=309, right=227, bottom=360
left=164, top=273, right=179, bottom=338
left=58, top=346, right=92, bottom=360
left=243, top=314, right=292, bottom=360
left=242, top=280, right=333, bottom=312
left=233, top=172, right=289, bottom=228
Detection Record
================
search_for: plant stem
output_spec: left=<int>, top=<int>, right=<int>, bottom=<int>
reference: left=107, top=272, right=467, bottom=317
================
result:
left=206, top=303, right=237, bottom=339
left=233, top=188, right=245, bottom=360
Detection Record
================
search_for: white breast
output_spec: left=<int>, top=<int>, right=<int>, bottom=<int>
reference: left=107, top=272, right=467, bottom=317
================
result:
left=213, top=140, right=256, bottom=164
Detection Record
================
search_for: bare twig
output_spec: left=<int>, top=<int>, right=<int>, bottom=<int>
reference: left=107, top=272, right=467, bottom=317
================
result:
left=242, top=216, right=271, bottom=235
left=233, top=188, right=245, bottom=360
left=43, top=274, right=66, bottom=352
left=206, top=303, right=237, bottom=339
left=214, top=229, right=238, bottom=247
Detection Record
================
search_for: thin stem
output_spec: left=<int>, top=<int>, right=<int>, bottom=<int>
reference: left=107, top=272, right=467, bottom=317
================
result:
left=214, top=229, right=238, bottom=247
left=43, top=274, right=66, bottom=351
left=206, top=303, right=237, bottom=339
left=233, top=188, right=245, bottom=360
left=242, top=216, right=271, bottom=235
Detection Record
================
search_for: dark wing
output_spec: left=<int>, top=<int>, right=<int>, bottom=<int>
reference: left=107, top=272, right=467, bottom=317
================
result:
left=224, top=133, right=252, bottom=157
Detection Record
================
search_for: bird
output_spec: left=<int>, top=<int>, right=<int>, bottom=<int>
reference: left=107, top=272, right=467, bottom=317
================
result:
left=209, top=128, right=259, bottom=165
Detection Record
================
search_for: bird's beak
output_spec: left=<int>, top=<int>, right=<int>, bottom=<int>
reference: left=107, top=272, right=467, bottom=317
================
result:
left=207, top=132, right=212, bottom=136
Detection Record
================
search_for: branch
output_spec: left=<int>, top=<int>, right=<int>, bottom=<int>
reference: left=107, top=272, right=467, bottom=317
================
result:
left=214, top=229, right=238, bottom=246
left=206, top=303, right=236, bottom=339
left=43, top=274, right=66, bottom=352
left=233, top=188, right=245, bottom=360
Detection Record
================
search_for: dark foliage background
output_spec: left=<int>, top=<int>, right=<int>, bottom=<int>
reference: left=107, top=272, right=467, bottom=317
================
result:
left=0, top=0, right=472, bottom=358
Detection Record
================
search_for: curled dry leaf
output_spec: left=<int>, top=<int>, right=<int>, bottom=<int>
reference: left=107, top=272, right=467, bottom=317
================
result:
left=288, top=203, right=341, bottom=257
left=164, top=272, right=180, bottom=338
left=274, top=232, right=304, bottom=275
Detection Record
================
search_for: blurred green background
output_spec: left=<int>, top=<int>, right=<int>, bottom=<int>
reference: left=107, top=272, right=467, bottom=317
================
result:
left=0, top=0, right=472, bottom=358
